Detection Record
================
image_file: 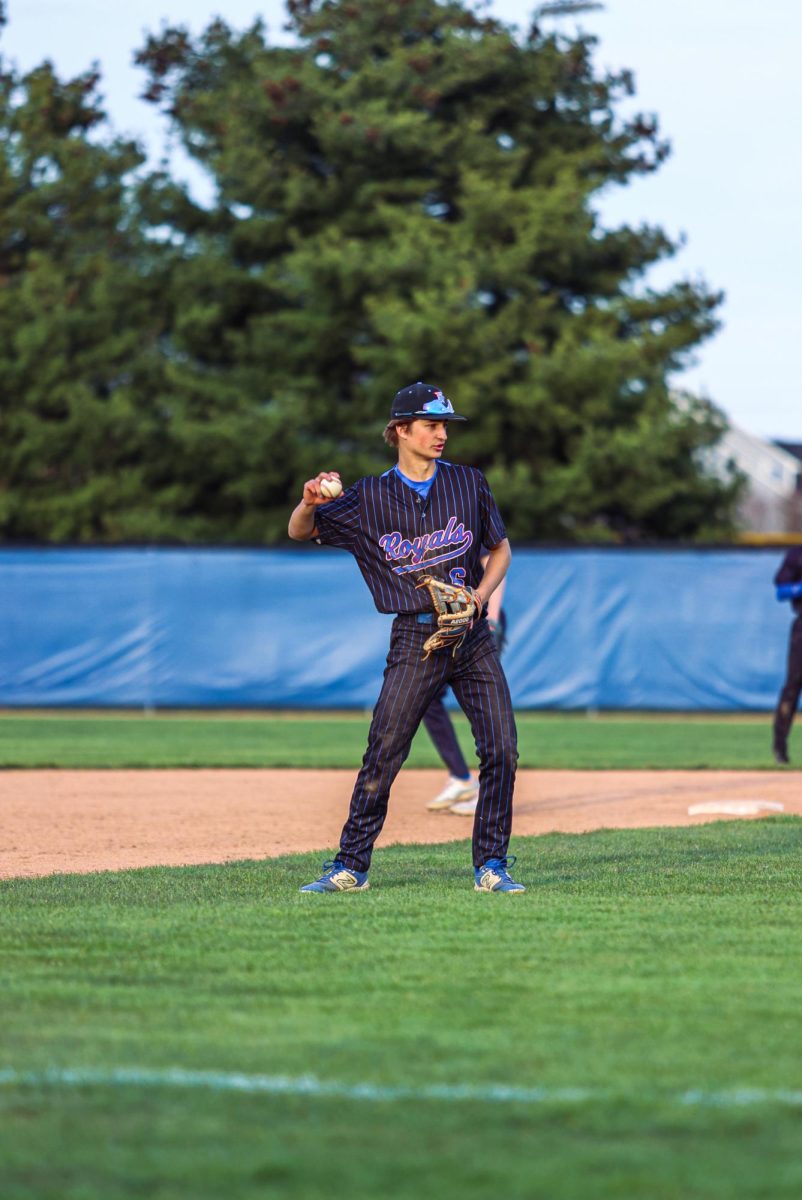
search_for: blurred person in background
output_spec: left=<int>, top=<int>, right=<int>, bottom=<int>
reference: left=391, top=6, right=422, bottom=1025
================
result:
left=423, top=559, right=508, bottom=815
left=772, top=543, right=802, bottom=764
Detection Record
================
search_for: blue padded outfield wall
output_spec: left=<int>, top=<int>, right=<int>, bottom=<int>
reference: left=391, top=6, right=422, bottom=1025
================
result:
left=0, top=546, right=791, bottom=710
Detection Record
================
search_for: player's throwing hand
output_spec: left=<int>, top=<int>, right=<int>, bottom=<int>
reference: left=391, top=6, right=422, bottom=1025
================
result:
left=302, top=472, right=342, bottom=506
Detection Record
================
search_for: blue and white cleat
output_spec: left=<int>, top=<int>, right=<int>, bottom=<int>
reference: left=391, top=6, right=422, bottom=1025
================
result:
left=474, top=856, right=526, bottom=893
left=300, top=860, right=370, bottom=893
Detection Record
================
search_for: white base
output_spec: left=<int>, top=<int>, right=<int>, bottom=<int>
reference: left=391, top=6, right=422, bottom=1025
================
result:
left=687, top=800, right=785, bottom=816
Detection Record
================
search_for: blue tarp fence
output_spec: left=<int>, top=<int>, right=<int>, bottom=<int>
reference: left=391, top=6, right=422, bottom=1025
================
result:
left=0, top=546, right=790, bottom=710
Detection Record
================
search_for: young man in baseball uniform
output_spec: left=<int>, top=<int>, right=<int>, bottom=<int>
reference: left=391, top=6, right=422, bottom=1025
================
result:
left=288, top=382, right=523, bottom=894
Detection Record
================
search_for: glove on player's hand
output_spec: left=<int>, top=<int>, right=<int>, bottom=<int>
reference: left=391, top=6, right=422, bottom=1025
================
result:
left=415, top=575, right=481, bottom=660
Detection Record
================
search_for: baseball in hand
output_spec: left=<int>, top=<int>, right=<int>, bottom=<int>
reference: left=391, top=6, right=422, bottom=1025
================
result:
left=320, top=477, right=342, bottom=499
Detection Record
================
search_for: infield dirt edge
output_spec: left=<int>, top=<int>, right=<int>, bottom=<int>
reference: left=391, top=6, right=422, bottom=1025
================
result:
left=2, top=768, right=800, bottom=879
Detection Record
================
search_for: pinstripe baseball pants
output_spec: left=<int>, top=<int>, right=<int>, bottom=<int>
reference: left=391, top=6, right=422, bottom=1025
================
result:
left=338, top=615, right=518, bottom=871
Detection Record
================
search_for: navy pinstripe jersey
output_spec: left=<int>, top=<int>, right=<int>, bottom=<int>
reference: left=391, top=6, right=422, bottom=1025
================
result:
left=775, top=545, right=802, bottom=614
left=314, top=461, right=507, bottom=614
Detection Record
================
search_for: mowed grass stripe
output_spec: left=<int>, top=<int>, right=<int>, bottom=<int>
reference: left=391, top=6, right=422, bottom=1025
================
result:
left=2, top=821, right=802, bottom=1199
left=4, top=1067, right=802, bottom=1110
left=0, top=709, right=788, bottom=768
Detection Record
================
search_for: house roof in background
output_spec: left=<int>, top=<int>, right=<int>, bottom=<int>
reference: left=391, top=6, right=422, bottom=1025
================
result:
left=774, top=441, right=802, bottom=463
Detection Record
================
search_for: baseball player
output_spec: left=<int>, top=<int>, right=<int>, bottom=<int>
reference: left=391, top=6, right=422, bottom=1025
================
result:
left=772, top=542, right=802, bottom=764
left=288, top=381, right=523, bottom=893
left=423, top=564, right=508, bottom=816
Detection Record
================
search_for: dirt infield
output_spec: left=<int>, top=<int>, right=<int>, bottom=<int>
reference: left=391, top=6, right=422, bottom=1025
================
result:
left=1, top=768, right=799, bottom=879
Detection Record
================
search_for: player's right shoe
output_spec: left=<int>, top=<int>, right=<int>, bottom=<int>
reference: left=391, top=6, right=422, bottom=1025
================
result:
left=474, top=856, right=526, bottom=894
left=300, top=860, right=370, bottom=893
left=427, top=775, right=479, bottom=811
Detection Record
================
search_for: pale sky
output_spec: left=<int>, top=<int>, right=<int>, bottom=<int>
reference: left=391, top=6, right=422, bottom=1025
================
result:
left=3, top=0, right=801, bottom=440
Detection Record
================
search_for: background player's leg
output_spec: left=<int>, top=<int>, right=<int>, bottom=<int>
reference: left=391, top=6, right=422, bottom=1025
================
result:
left=422, top=686, right=471, bottom=778
left=422, top=686, right=478, bottom=810
left=451, top=623, right=518, bottom=870
left=773, top=613, right=802, bottom=762
left=448, top=604, right=509, bottom=817
left=337, top=622, right=452, bottom=873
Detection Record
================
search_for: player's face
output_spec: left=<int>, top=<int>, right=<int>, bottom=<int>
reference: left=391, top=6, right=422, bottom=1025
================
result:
left=406, top=419, right=448, bottom=458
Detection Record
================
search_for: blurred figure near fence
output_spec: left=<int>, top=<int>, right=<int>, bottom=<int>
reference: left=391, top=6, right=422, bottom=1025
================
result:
left=772, top=543, right=802, bottom=764
left=424, top=561, right=508, bottom=816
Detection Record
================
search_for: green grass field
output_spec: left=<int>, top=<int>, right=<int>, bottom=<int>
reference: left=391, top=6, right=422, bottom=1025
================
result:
left=2, top=821, right=802, bottom=1199
left=2, top=711, right=798, bottom=1195
left=0, top=709, right=790, bottom=768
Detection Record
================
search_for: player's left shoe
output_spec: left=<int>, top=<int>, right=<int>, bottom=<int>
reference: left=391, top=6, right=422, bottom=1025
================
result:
left=449, top=795, right=478, bottom=816
left=300, top=860, right=370, bottom=893
left=474, top=856, right=525, bottom=893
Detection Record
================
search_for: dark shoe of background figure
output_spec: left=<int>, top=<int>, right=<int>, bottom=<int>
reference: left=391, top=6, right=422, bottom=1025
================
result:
left=773, top=741, right=790, bottom=765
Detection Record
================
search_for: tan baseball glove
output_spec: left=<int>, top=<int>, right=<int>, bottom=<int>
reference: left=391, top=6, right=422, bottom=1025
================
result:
left=415, top=575, right=481, bottom=659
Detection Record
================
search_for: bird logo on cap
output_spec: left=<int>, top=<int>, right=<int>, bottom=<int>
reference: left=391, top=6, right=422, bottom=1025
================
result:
left=421, top=392, right=455, bottom=415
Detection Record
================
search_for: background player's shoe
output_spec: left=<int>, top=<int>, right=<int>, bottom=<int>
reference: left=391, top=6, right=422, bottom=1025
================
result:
left=474, top=856, right=526, bottom=893
left=427, top=775, right=478, bottom=811
left=449, top=795, right=478, bottom=817
left=773, top=737, right=790, bottom=765
left=300, top=860, right=369, bottom=893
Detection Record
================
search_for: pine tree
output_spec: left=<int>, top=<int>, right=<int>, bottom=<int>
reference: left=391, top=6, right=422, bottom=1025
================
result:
left=141, top=2, right=740, bottom=540
left=0, top=41, right=172, bottom=542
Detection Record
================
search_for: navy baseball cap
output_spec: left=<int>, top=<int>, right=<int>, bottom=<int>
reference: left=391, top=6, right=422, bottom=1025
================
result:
left=390, top=381, right=467, bottom=421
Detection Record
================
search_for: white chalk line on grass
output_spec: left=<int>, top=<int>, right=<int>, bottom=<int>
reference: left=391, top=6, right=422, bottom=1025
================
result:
left=1, top=1067, right=802, bottom=1108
